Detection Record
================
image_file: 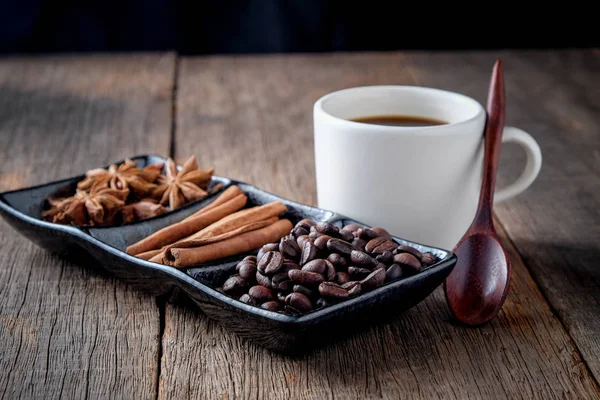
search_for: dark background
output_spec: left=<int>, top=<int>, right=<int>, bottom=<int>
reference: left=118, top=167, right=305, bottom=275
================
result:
left=1, top=1, right=598, bottom=55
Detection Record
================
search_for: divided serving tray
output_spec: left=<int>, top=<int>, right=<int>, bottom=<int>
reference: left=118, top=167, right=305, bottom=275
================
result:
left=0, top=155, right=457, bottom=353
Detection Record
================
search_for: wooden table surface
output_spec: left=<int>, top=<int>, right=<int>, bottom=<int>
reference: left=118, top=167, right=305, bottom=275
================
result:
left=0, top=50, right=598, bottom=400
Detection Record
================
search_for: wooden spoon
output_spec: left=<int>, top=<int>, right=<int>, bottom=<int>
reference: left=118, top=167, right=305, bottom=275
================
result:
left=443, top=59, right=512, bottom=326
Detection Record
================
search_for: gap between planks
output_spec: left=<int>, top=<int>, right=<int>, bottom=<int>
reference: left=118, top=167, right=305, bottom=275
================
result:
left=154, top=54, right=180, bottom=400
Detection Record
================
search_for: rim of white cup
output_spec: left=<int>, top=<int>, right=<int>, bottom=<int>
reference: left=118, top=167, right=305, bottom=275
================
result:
left=314, top=85, right=485, bottom=135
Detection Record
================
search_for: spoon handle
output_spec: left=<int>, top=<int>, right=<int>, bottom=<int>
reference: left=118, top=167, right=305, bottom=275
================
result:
left=472, top=60, right=506, bottom=231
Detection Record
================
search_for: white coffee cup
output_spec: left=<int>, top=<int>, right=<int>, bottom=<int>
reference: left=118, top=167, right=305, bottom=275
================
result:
left=313, top=85, right=542, bottom=250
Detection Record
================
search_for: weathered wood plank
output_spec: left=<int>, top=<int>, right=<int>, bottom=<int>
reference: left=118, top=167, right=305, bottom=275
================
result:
left=491, top=50, right=600, bottom=380
left=159, top=52, right=599, bottom=399
left=0, top=54, right=174, bottom=400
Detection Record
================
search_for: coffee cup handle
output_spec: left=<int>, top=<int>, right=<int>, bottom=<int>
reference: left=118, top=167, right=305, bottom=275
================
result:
left=494, top=126, right=543, bottom=203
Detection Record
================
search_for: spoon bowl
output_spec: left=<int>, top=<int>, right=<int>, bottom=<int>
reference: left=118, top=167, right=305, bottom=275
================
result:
left=445, top=232, right=510, bottom=325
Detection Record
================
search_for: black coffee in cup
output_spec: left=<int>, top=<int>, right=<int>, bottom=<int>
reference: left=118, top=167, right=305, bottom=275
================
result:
left=351, top=115, right=447, bottom=127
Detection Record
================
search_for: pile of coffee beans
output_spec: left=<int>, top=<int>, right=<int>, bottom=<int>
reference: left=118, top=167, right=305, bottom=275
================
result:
left=218, top=219, right=439, bottom=315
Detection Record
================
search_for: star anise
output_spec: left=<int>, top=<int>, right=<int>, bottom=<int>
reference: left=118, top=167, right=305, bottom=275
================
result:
left=152, top=155, right=214, bottom=210
left=77, top=159, right=163, bottom=200
left=42, top=187, right=129, bottom=226
left=121, top=201, right=167, bottom=223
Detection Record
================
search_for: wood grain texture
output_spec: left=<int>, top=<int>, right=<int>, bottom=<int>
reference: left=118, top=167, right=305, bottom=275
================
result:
left=159, top=51, right=600, bottom=399
left=491, top=50, right=600, bottom=381
left=0, top=54, right=174, bottom=399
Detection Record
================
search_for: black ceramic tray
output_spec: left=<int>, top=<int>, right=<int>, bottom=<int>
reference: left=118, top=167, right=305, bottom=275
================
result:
left=0, top=155, right=457, bottom=353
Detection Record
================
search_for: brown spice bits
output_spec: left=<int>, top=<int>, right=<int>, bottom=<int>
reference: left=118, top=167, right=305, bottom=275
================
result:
left=41, top=155, right=217, bottom=227
left=42, top=187, right=129, bottom=226
left=153, top=155, right=214, bottom=210
left=77, top=158, right=163, bottom=200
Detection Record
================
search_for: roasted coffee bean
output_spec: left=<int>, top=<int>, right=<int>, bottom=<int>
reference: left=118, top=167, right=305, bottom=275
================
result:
left=264, top=243, right=279, bottom=252
left=324, top=260, right=336, bottom=281
left=352, top=238, right=367, bottom=252
left=316, top=221, right=339, bottom=236
left=236, top=259, right=254, bottom=272
left=223, top=275, right=247, bottom=295
left=342, top=223, right=362, bottom=233
left=337, top=229, right=355, bottom=242
left=371, top=227, right=393, bottom=241
left=256, top=271, right=272, bottom=288
left=300, top=241, right=318, bottom=265
left=375, top=250, right=394, bottom=265
left=285, top=292, right=312, bottom=312
left=310, top=231, right=324, bottom=240
left=316, top=298, right=332, bottom=309
left=275, top=280, right=292, bottom=291
left=395, top=245, right=423, bottom=260
left=350, top=250, right=379, bottom=268
left=280, top=261, right=300, bottom=273
left=261, top=301, right=281, bottom=311
left=385, top=264, right=403, bottom=281
left=243, top=255, right=257, bottom=263
left=296, top=235, right=311, bottom=248
left=257, top=244, right=278, bottom=266
left=335, top=272, right=350, bottom=285
left=239, top=294, right=256, bottom=305
left=238, top=262, right=257, bottom=280
left=314, top=235, right=333, bottom=251
left=256, top=249, right=266, bottom=263
left=292, top=226, right=310, bottom=238
left=271, top=272, right=292, bottom=291
left=249, top=285, right=273, bottom=303
left=365, top=237, right=388, bottom=253
left=302, top=259, right=327, bottom=274
left=280, top=236, right=301, bottom=259
left=341, top=281, right=362, bottom=297
left=293, top=284, right=316, bottom=298
left=259, top=251, right=283, bottom=275
left=361, top=267, right=386, bottom=289
left=327, top=253, right=347, bottom=269
left=393, top=253, right=422, bottom=274
left=295, top=221, right=313, bottom=231
left=276, top=291, right=287, bottom=303
left=298, top=218, right=316, bottom=227
left=319, top=282, right=349, bottom=299
left=357, top=228, right=379, bottom=240
left=421, top=252, right=437, bottom=265
left=348, top=266, right=371, bottom=280
left=327, top=238, right=354, bottom=255
left=372, top=240, right=399, bottom=255
left=288, top=269, right=324, bottom=285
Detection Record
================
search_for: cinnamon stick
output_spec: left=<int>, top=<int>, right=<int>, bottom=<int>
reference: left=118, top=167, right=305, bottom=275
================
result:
left=125, top=192, right=247, bottom=255
left=149, top=216, right=279, bottom=264
left=180, top=201, right=286, bottom=241
left=181, top=185, right=242, bottom=222
left=135, top=249, right=163, bottom=260
left=163, top=219, right=293, bottom=267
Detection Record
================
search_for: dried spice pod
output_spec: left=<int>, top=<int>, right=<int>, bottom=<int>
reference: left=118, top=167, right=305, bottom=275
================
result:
left=42, top=187, right=130, bottom=227
left=121, top=201, right=167, bottom=223
left=77, top=158, right=162, bottom=199
left=152, top=155, right=214, bottom=210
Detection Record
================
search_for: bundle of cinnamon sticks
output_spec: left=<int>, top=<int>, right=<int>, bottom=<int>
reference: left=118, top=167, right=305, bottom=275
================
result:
left=126, top=185, right=293, bottom=268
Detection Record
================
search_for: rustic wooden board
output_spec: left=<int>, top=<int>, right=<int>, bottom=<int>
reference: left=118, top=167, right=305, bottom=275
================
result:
left=491, top=50, right=600, bottom=380
left=161, top=52, right=600, bottom=398
left=0, top=54, right=174, bottom=399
